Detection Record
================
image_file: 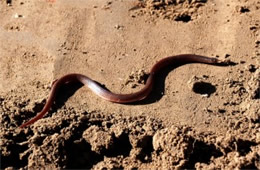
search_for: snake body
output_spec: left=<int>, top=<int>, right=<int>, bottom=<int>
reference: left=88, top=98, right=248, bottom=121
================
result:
left=19, top=54, right=227, bottom=128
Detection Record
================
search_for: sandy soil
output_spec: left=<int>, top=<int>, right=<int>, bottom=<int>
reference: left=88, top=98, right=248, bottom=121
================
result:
left=0, top=0, right=259, bottom=169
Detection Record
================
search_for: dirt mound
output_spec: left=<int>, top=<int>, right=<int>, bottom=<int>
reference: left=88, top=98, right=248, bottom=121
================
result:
left=1, top=96, right=259, bottom=169
left=130, top=0, right=208, bottom=22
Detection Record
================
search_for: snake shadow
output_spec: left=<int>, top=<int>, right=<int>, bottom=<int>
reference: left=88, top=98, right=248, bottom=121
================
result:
left=52, top=60, right=237, bottom=109
left=51, top=81, right=84, bottom=112
left=130, top=62, right=196, bottom=105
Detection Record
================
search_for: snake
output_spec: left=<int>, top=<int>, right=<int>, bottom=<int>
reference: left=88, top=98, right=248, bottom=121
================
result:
left=19, top=54, right=229, bottom=128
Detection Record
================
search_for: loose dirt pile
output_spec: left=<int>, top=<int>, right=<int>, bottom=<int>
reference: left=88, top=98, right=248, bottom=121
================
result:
left=130, top=0, right=208, bottom=22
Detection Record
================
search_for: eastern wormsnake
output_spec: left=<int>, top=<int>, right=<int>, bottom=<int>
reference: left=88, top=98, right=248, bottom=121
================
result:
left=19, top=54, right=229, bottom=128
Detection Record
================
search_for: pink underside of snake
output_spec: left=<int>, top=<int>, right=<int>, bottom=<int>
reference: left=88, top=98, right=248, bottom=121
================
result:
left=19, top=54, right=228, bottom=128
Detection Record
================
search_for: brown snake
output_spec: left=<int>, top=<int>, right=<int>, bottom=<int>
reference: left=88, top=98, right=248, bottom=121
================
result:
left=19, top=54, right=229, bottom=128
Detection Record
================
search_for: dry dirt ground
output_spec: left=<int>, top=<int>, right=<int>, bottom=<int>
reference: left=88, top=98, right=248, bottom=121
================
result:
left=0, top=0, right=260, bottom=169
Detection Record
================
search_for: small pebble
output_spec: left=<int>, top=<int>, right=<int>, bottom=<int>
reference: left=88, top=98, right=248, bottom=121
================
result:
left=201, top=94, right=209, bottom=97
left=14, top=13, right=23, bottom=18
left=225, top=54, right=231, bottom=58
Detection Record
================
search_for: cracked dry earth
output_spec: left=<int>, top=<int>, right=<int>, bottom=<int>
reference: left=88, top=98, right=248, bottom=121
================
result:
left=0, top=0, right=260, bottom=169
